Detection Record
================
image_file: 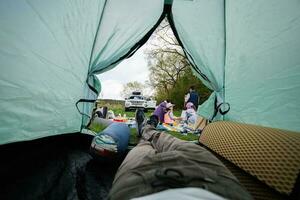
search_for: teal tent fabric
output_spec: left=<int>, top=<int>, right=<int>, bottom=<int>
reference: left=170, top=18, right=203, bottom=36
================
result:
left=81, top=74, right=102, bottom=128
left=171, top=0, right=300, bottom=132
left=0, top=0, right=104, bottom=145
left=88, top=0, right=164, bottom=75
left=81, top=0, right=164, bottom=127
left=225, top=0, right=300, bottom=132
left=171, top=0, right=225, bottom=120
left=0, top=0, right=164, bottom=145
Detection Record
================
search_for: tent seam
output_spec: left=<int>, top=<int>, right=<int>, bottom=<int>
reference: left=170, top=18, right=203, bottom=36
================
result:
left=76, top=1, right=107, bottom=132
left=88, top=0, right=107, bottom=73
left=91, top=2, right=167, bottom=75
left=167, top=7, right=211, bottom=84
left=223, top=0, right=227, bottom=120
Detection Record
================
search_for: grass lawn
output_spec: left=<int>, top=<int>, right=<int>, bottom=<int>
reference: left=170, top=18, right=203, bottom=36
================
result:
left=88, top=107, right=199, bottom=145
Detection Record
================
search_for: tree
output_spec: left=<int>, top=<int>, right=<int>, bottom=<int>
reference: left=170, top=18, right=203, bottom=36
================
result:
left=120, top=81, right=145, bottom=98
left=148, top=53, right=188, bottom=95
left=146, top=19, right=189, bottom=95
left=145, top=18, right=211, bottom=108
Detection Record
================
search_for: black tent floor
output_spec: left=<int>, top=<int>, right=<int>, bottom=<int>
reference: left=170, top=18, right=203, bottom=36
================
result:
left=0, top=133, right=124, bottom=200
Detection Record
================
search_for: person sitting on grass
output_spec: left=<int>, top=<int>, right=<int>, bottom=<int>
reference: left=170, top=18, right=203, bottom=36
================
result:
left=153, top=100, right=169, bottom=123
left=108, top=109, right=252, bottom=200
left=163, top=103, right=182, bottom=125
left=185, top=102, right=198, bottom=124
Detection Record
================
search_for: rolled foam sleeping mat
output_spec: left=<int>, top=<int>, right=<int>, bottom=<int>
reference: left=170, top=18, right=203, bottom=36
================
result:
left=101, top=123, right=130, bottom=152
left=90, top=123, right=130, bottom=159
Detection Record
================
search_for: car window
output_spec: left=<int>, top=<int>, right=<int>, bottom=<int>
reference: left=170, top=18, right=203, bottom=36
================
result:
left=129, top=96, right=144, bottom=100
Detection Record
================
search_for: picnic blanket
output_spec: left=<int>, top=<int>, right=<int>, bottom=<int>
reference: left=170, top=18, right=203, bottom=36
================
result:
left=110, top=116, right=200, bottom=135
left=157, top=123, right=201, bottom=135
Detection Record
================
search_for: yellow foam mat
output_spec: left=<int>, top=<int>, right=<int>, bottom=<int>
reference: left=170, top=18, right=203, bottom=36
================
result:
left=199, top=121, right=300, bottom=195
left=211, top=149, right=287, bottom=200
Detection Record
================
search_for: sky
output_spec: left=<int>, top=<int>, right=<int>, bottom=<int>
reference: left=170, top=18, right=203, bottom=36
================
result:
left=96, top=44, right=150, bottom=100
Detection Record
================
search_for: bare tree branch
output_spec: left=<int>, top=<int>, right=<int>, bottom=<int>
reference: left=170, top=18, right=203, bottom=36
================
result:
left=145, top=17, right=193, bottom=95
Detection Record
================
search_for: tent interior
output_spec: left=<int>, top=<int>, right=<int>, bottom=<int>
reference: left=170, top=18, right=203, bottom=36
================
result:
left=0, top=0, right=300, bottom=199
